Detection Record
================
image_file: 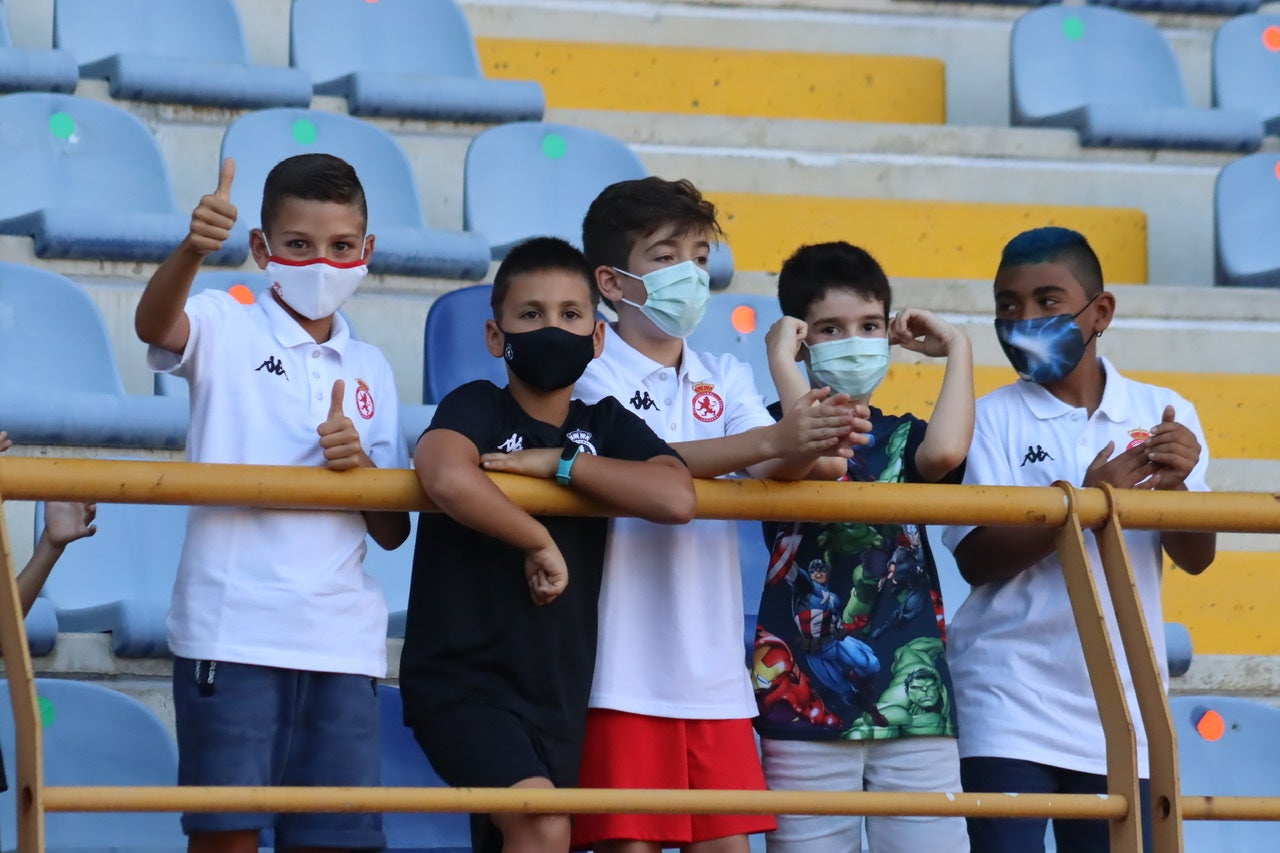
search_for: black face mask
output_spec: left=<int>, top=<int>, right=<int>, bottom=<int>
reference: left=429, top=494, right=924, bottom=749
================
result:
left=501, top=326, right=596, bottom=392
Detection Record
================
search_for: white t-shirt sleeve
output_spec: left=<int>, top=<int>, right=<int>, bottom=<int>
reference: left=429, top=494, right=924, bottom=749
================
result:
left=574, top=357, right=615, bottom=406
left=941, top=401, right=1012, bottom=554
left=720, top=354, right=774, bottom=438
left=145, top=290, right=234, bottom=380
left=365, top=354, right=408, bottom=470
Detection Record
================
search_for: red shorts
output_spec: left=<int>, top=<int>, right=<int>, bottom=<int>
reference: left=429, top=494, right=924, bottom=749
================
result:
left=570, top=708, right=776, bottom=848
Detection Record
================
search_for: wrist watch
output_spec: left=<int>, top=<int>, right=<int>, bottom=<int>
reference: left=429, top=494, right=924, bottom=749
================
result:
left=556, top=441, right=582, bottom=486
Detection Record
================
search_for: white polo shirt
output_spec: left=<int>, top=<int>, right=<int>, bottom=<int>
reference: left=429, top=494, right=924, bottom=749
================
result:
left=148, top=290, right=406, bottom=678
left=940, top=357, right=1209, bottom=776
left=574, top=324, right=773, bottom=718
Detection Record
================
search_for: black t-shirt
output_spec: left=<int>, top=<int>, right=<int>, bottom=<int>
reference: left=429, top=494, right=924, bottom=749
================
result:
left=400, top=380, right=681, bottom=743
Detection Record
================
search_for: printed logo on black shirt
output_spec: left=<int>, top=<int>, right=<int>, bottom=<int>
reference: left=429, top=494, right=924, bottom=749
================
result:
left=498, top=433, right=524, bottom=453
left=1020, top=444, right=1054, bottom=467
left=566, top=429, right=597, bottom=455
left=255, top=355, right=288, bottom=380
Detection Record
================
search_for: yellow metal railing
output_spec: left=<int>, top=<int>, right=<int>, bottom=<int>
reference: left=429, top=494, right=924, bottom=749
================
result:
left=1, top=457, right=1279, bottom=853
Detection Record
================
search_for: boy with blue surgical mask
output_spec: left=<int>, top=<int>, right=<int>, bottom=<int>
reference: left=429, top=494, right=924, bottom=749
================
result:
left=570, top=180, right=869, bottom=853
left=754, top=241, right=973, bottom=853
left=941, top=226, right=1215, bottom=853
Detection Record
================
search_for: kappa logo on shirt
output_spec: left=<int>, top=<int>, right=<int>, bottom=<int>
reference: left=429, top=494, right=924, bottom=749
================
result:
left=566, top=428, right=597, bottom=455
left=1019, top=444, right=1055, bottom=467
left=691, top=382, right=724, bottom=423
left=629, top=390, right=659, bottom=411
left=255, top=355, right=288, bottom=380
left=498, top=433, right=524, bottom=453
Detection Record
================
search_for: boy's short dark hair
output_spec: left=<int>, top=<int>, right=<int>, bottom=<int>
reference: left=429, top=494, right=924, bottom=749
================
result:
left=581, top=177, right=723, bottom=274
left=777, top=242, right=892, bottom=322
left=491, top=236, right=598, bottom=319
left=997, top=227, right=1104, bottom=296
left=260, top=153, right=367, bottom=236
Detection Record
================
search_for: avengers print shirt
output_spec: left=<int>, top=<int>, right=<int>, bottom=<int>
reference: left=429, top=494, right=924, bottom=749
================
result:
left=753, top=407, right=962, bottom=743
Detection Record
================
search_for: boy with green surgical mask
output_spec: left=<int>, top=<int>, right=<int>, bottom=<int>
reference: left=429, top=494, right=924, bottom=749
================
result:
left=754, top=240, right=974, bottom=853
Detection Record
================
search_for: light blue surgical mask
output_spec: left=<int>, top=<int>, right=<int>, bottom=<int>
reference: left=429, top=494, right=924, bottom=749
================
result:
left=805, top=336, right=890, bottom=399
left=613, top=260, right=711, bottom=339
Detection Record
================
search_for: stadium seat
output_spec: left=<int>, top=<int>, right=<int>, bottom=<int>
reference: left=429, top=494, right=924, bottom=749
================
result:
left=0, top=2, right=78, bottom=93
left=53, top=0, right=311, bottom=109
left=290, top=0, right=544, bottom=124
left=377, top=684, right=471, bottom=852
left=1212, top=14, right=1280, bottom=136
left=1092, top=0, right=1258, bottom=14
left=1170, top=696, right=1280, bottom=852
left=686, top=293, right=781, bottom=404
left=0, top=93, right=240, bottom=264
left=422, top=284, right=504, bottom=404
left=22, top=599, right=58, bottom=658
left=220, top=109, right=490, bottom=280
left=1010, top=7, right=1263, bottom=151
left=1214, top=152, right=1280, bottom=288
left=464, top=122, right=735, bottom=289
left=0, top=679, right=184, bottom=852
left=0, top=261, right=187, bottom=448
left=363, top=514, right=418, bottom=638
left=35, top=498, right=186, bottom=657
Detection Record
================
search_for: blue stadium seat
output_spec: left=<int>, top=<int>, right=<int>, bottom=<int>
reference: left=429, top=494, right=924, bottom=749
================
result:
left=53, top=0, right=311, bottom=109
left=0, top=679, right=184, bottom=852
left=35, top=498, right=186, bottom=657
left=464, top=122, right=735, bottom=289
left=0, top=262, right=187, bottom=448
left=0, top=93, right=241, bottom=264
left=1214, top=152, right=1280, bottom=288
left=220, top=109, right=490, bottom=280
left=422, top=284, right=505, bottom=404
left=0, top=2, right=78, bottom=93
left=290, top=0, right=543, bottom=124
left=1010, top=7, right=1263, bottom=151
left=1170, top=695, right=1280, bottom=852
left=1092, top=0, right=1258, bottom=14
left=1213, top=14, right=1280, bottom=136
left=23, top=598, right=58, bottom=657
left=377, top=684, right=472, bottom=852
left=686, top=293, right=781, bottom=404
left=363, top=515, right=418, bottom=639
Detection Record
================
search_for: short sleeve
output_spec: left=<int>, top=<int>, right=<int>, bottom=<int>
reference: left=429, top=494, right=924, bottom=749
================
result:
left=594, top=397, right=684, bottom=463
left=719, top=355, right=775, bottom=438
left=426, top=381, right=504, bottom=454
left=363, top=353, right=408, bottom=471
left=146, top=290, right=236, bottom=380
left=940, top=405, right=1012, bottom=554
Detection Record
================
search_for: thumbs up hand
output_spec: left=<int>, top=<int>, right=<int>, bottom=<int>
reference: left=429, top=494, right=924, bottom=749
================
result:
left=1142, top=405, right=1201, bottom=491
left=187, top=158, right=237, bottom=256
left=318, top=379, right=368, bottom=471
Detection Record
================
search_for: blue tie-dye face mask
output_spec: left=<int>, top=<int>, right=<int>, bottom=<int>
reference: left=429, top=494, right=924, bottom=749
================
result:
left=994, top=294, right=1098, bottom=385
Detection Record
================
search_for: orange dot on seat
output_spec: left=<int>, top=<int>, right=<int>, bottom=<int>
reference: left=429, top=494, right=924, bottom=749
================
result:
left=1195, top=708, right=1226, bottom=742
left=1263, top=25, right=1280, bottom=52
left=731, top=304, right=757, bottom=334
left=1274, top=161, right=1280, bottom=183
left=227, top=284, right=255, bottom=304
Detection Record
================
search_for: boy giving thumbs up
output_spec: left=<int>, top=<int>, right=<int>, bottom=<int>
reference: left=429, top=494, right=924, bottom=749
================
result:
left=136, top=154, right=408, bottom=853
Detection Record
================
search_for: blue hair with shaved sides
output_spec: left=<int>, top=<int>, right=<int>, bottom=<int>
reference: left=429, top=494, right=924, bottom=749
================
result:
left=997, top=227, right=1105, bottom=296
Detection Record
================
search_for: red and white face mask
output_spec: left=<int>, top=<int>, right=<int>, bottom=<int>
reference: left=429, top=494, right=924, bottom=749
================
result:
left=265, top=240, right=367, bottom=321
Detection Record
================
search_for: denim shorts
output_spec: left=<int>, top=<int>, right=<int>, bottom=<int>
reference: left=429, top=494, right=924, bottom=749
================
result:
left=172, top=656, right=383, bottom=850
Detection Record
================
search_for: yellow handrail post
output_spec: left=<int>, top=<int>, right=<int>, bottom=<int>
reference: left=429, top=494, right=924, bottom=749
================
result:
left=0, top=489, right=45, bottom=853
left=1096, top=484, right=1184, bottom=852
left=1053, top=482, right=1143, bottom=853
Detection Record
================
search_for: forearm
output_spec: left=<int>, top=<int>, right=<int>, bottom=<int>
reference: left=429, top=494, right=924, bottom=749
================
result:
left=1162, top=531, right=1216, bottom=575
left=362, top=510, right=411, bottom=551
left=916, top=336, right=974, bottom=482
left=568, top=455, right=695, bottom=524
left=135, top=240, right=201, bottom=344
left=953, top=525, right=1057, bottom=586
left=770, top=356, right=811, bottom=410
left=673, top=426, right=782, bottom=479
left=424, top=467, right=552, bottom=552
left=17, top=532, right=63, bottom=616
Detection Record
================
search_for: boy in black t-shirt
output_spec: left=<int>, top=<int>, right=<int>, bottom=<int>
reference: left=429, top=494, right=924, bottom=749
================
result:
left=400, top=237, right=695, bottom=853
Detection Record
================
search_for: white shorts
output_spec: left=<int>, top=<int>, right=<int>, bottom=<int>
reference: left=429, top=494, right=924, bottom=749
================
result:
left=761, top=736, right=969, bottom=853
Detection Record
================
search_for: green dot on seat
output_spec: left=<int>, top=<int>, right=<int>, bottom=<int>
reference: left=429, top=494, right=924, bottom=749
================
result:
left=38, top=696, right=55, bottom=727
left=1063, top=16, right=1085, bottom=41
left=48, top=112, right=76, bottom=140
left=541, top=132, right=567, bottom=160
left=291, top=119, right=318, bottom=146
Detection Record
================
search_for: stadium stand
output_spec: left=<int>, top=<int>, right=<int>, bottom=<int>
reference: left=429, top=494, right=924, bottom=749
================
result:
left=464, top=121, right=735, bottom=288
left=0, top=679, right=185, bottom=852
left=1010, top=6, right=1263, bottom=150
left=421, top=283, right=502, bottom=405
left=54, top=0, right=311, bottom=109
left=377, top=684, right=472, bottom=853
left=1213, top=14, right=1280, bottom=136
left=1095, top=0, right=1259, bottom=15
left=290, top=0, right=544, bottom=124
left=0, top=93, right=242, bottom=265
left=34, top=498, right=184, bottom=657
left=0, top=261, right=186, bottom=448
left=0, top=0, right=75, bottom=94
left=220, top=108, right=491, bottom=280
left=1214, top=152, right=1280, bottom=288
left=1171, top=696, right=1280, bottom=851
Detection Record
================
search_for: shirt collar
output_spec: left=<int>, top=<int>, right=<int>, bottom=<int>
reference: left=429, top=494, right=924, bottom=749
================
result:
left=258, top=290, right=350, bottom=354
left=1017, top=356, right=1130, bottom=422
left=603, top=324, right=710, bottom=383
